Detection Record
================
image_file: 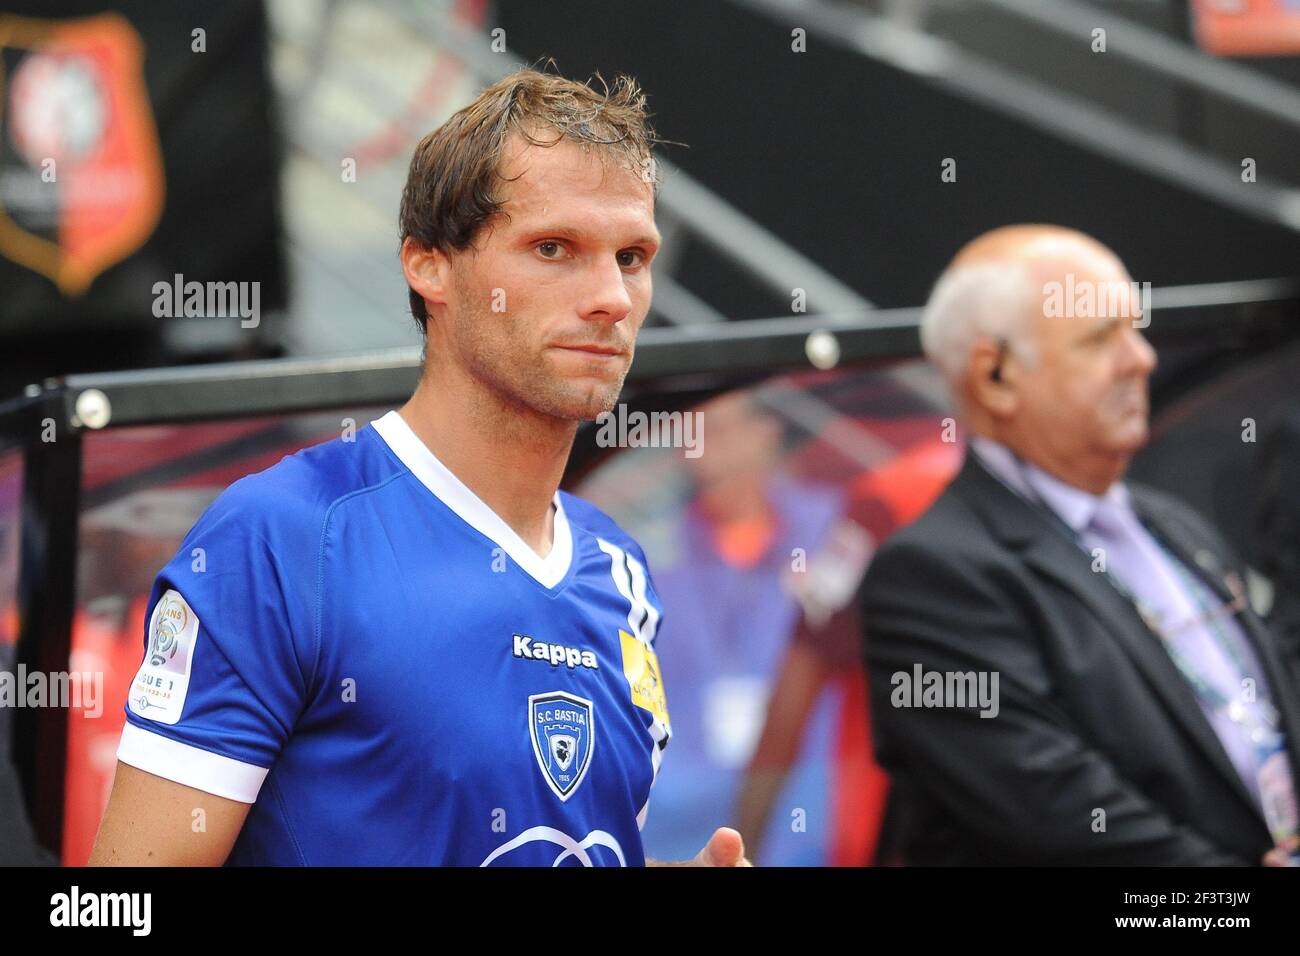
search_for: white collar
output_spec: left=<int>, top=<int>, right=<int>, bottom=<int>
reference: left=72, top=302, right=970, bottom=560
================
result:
left=370, top=410, right=573, bottom=589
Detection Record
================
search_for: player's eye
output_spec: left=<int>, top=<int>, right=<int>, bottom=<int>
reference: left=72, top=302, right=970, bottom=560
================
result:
left=616, top=249, right=645, bottom=268
left=536, top=241, right=564, bottom=259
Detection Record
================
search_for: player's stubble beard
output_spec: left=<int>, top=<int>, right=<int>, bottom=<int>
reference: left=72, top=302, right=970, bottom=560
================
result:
left=451, top=273, right=633, bottom=428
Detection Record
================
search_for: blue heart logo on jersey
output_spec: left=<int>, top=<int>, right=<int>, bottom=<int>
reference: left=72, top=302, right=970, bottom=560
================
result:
left=528, top=691, right=595, bottom=802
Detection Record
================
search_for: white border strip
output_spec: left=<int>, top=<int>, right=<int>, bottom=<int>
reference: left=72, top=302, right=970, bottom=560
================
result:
left=117, top=722, right=269, bottom=804
left=371, top=411, right=573, bottom=588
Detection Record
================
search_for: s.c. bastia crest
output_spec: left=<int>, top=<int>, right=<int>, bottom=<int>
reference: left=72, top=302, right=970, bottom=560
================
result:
left=528, top=691, right=594, bottom=801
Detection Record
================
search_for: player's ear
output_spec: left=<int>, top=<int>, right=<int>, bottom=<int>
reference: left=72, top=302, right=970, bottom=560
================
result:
left=401, top=237, right=452, bottom=309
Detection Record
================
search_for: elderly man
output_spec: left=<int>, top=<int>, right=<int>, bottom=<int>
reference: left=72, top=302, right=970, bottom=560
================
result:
left=861, top=224, right=1300, bottom=865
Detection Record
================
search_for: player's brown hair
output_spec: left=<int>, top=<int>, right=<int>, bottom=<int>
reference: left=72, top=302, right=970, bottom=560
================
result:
left=398, top=66, right=659, bottom=334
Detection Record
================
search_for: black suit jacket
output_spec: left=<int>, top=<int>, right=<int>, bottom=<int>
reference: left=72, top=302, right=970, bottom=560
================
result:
left=860, top=452, right=1300, bottom=865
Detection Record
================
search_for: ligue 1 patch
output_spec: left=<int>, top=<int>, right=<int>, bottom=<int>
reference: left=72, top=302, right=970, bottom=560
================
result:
left=620, top=629, right=671, bottom=732
left=529, top=691, right=595, bottom=802
left=127, top=589, right=199, bottom=725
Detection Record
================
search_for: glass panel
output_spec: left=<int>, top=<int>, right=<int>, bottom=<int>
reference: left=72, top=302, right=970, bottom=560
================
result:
left=575, top=361, right=958, bottom=865
left=63, top=408, right=388, bottom=865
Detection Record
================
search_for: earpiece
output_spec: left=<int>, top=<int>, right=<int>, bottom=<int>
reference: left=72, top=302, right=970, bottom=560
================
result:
left=990, top=337, right=1009, bottom=384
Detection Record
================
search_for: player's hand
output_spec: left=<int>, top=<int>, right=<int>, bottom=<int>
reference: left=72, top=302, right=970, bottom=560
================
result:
left=690, top=827, right=753, bottom=867
left=1262, top=835, right=1299, bottom=866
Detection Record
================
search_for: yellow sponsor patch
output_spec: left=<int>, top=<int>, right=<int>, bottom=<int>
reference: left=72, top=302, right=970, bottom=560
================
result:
left=620, top=629, right=670, bottom=730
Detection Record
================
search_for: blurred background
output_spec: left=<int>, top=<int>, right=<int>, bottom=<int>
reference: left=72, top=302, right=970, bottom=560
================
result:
left=1, top=0, right=1298, bottom=865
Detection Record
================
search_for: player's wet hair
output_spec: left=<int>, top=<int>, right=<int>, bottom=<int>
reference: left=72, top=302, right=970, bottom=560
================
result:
left=398, top=65, right=660, bottom=335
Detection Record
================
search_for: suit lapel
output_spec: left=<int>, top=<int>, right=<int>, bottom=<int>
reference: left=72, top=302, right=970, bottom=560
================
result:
left=952, top=455, right=1266, bottom=822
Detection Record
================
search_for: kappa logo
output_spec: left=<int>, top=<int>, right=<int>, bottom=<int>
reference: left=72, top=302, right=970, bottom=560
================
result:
left=512, top=633, right=598, bottom=670
left=529, top=691, right=594, bottom=801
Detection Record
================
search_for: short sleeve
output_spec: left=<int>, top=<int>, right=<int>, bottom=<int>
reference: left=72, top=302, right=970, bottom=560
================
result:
left=117, top=480, right=318, bottom=803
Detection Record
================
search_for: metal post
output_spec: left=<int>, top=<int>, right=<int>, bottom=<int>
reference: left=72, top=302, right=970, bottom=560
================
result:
left=12, top=386, right=82, bottom=856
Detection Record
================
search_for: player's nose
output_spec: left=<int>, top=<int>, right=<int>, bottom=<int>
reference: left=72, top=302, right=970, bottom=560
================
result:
left=578, top=255, right=633, bottom=325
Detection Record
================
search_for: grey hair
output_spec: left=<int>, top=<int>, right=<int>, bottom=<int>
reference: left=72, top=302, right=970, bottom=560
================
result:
left=919, top=260, right=1041, bottom=384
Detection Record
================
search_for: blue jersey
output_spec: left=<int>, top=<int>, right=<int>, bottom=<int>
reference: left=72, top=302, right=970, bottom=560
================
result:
left=118, top=411, right=671, bottom=866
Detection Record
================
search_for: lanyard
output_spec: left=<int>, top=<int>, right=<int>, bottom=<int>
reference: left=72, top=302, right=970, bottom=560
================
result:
left=1144, top=532, right=1275, bottom=722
